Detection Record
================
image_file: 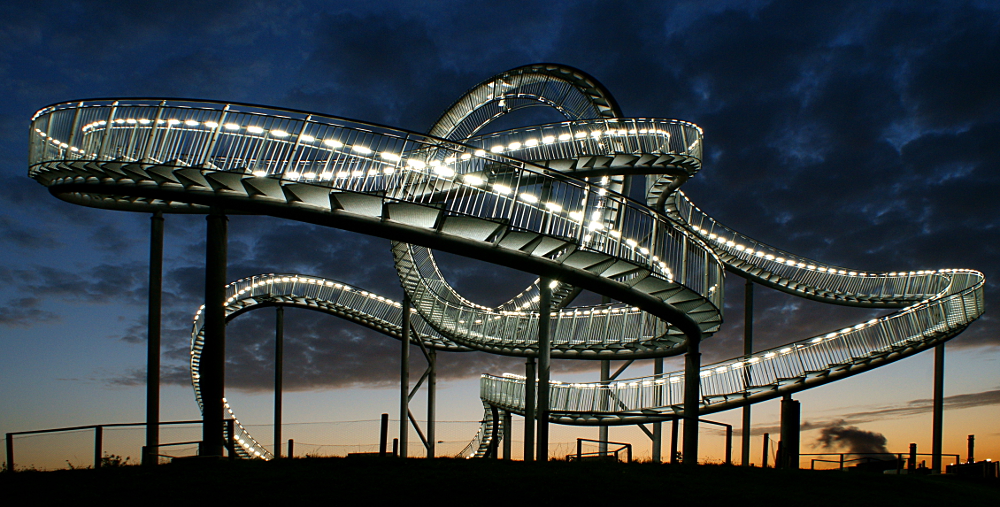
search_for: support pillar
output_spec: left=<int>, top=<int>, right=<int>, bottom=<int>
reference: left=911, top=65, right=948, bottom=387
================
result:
left=400, top=295, right=410, bottom=458
left=427, top=348, right=436, bottom=458
left=144, top=211, right=163, bottom=466
left=742, top=278, right=753, bottom=466
left=379, top=413, right=389, bottom=456
left=274, top=306, right=284, bottom=458
left=200, top=210, right=227, bottom=456
left=503, top=411, right=512, bottom=460
left=670, top=418, right=679, bottom=464
left=523, top=357, right=536, bottom=462
left=536, top=278, right=552, bottom=462
left=931, top=343, right=944, bottom=473
left=652, top=358, right=663, bottom=463
left=779, top=394, right=800, bottom=469
left=599, top=360, right=610, bottom=456
left=682, top=333, right=701, bottom=465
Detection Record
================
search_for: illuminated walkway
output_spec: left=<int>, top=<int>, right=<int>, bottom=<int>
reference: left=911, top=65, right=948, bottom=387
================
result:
left=28, top=64, right=984, bottom=461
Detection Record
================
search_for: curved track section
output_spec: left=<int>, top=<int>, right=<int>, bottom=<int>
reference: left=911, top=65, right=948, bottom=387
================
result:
left=393, top=65, right=709, bottom=361
left=28, top=95, right=723, bottom=357
left=482, top=270, right=983, bottom=426
left=188, top=273, right=473, bottom=459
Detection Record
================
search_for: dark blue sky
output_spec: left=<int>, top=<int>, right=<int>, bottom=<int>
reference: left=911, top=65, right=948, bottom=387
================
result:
left=1, top=0, right=998, bottom=463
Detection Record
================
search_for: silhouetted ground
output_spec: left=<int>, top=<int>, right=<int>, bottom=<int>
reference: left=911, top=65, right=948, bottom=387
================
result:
left=2, top=457, right=998, bottom=504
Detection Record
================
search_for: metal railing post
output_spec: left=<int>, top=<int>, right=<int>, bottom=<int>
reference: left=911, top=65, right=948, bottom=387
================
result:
left=96, top=102, right=119, bottom=160
left=6, top=433, right=13, bottom=472
left=94, top=426, right=103, bottom=469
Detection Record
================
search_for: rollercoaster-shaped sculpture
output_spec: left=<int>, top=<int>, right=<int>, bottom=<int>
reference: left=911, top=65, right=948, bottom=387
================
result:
left=27, top=64, right=984, bottom=460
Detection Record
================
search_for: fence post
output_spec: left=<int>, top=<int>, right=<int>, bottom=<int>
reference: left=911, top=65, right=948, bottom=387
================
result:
left=762, top=433, right=769, bottom=468
left=725, top=425, right=733, bottom=465
left=379, top=413, right=389, bottom=457
left=94, top=426, right=103, bottom=469
left=288, top=439, right=294, bottom=459
left=577, top=438, right=582, bottom=462
left=5, top=433, right=13, bottom=472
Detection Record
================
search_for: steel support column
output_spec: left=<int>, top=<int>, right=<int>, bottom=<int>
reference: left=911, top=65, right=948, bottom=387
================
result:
left=931, top=343, right=944, bottom=473
left=652, top=358, right=663, bottom=463
left=274, top=306, right=284, bottom=458
left=682, top=333, right=701, bottom=465
left=779, top=395, right=800, bottom=469
left=201, top=210, right=227, bottom=457
left=742, top=278, right=753, bottom=466
left=400, top=294, right=410, bottom=458
left=599, top=360, right=610, bottom=456
left=536, top=278, right=552, bottom=462
left=670, top=418, right=679, bottom=464
left=427, top=348, right=436, bottom=459
left=144, top=211, right=163, bottom=466
left=503, top=410, right=512, bottom=460
left=523, top=357, right=536, bottom=462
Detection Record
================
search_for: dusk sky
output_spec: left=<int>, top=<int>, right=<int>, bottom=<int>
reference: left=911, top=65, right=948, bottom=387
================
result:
left=2, top=0, right=998, bottom=467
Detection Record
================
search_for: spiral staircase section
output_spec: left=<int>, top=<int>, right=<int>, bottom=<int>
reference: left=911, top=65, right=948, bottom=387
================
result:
left=188, top=273, right=472, bottom=459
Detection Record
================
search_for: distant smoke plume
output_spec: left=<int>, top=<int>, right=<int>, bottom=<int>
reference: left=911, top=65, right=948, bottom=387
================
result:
left=816, top=421, right=889, bottom=455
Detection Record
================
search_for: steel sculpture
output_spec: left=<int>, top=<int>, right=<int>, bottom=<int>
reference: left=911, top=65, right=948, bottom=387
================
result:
left=27, top=64, right=984, bottom=463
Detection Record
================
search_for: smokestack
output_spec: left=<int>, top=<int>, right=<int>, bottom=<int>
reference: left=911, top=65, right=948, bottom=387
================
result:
left=968, top=435, right=975, bottom=464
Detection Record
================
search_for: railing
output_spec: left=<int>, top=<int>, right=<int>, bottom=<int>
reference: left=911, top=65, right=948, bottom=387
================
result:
left=4, top=419, right=236, bottom=471
left=670, top=191, right=952, bottom=304
left=481, top=269, right=983, bottom=415
left=571, top=438, right=633, bottom=463
left=465, top=118, right=703, bottom=169
left=29, top=100, right=724, bottom=350
left=804, top=452, right=960, bottom=472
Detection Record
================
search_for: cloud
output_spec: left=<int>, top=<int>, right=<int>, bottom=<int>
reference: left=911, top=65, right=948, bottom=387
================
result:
left=4, top=1, right=1000, bottom=411
left=743, top=388, right=1000, bottom=437
left=815, top=421, right=890, bottom=454
left=0, top=297, right=60, bottom=328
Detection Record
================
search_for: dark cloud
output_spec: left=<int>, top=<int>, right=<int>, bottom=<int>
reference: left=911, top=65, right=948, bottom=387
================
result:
left=815, top=421, right=890, bottom=455
left=0, top=215, right=60, bottom=249
left=0, top=297, right=60, bottom=328
left=4, top=1, right=1000, bottom=405
left=745, top=388, right=1000, bottom=437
